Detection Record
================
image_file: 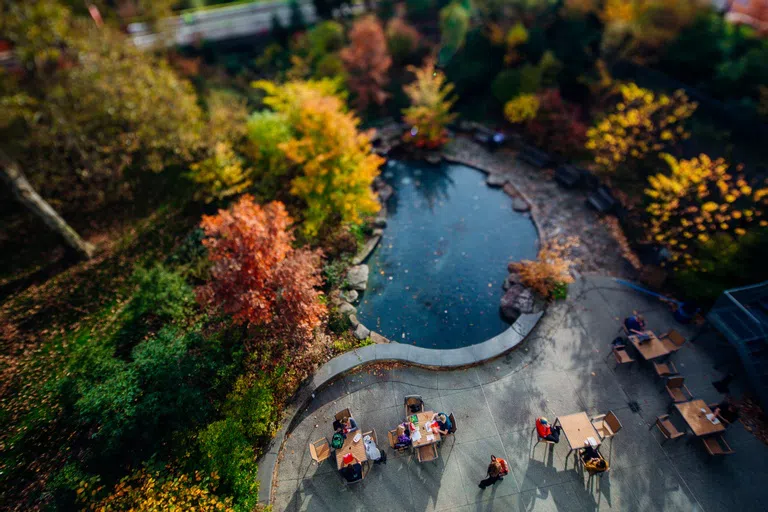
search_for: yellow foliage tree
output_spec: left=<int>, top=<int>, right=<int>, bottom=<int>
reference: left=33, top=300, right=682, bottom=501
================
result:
left=402, top=58, right=458, bottom=149
left=504, top=94, right=540, bottom=124
left=586, top=83, right=697, bottom=175
left=83, top=470, right=235, bottom=511
left=188, top=142, right=252, bottom=203
left=645, top=153, right=768, bottom=269
left=599, top=0, right=706, bottom=60
left=254, top=79, right=382, bottom=235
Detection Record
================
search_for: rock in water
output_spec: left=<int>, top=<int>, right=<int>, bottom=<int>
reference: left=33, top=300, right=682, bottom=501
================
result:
left=502, top=272, right=523, bottom=290
left=486, top=174, right=507, bottom=187
left=512, top=198, right=530, bottom=212
left=513, top=288, right=534, bottom=314
left=339, top=302, right=357, bottom=316
left=354, top=323, right=371, bottom=340
left=341, top=289, right=359, bottom=303
left=500, top=284, right=536, bottom=321
left=346, top=265, right=369, bottom=290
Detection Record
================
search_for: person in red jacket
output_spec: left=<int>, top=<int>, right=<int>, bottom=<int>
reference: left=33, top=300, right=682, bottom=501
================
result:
left=536, top=417, right=561, bottom=443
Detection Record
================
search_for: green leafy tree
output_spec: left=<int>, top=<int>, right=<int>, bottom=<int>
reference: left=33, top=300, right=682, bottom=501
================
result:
left=438, top=2, right=470, bottom=65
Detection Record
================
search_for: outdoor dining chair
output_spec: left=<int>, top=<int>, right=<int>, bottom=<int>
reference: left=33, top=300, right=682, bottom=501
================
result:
left=335, top=408, right=353, bottom=423
left=309, top=437, right=331, bottom=464
left=665, top=376, right=693, bottom=403
left=416, top=443, right=438, bottom=463
left=388, top=429, right=409, bottom=454
left=533, top=425, right=556, bottom=449
left=653, top=360, right=678, bottom=378
left=609, top=344, right=634, bottom=368
left=660, top=330, right=686, bottom=352
left=591, top=411, right=622, bottom=440
left=702, top=435, right=734, bottom=456
left=448, top=413, right=457, bottom=434
left=404, top=395, right=424, bottom=418
left=650, top=414, right=684, bottom=444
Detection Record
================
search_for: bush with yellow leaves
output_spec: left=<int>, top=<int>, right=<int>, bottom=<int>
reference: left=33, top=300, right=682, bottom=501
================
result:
left=645, top=153, right=768, bottom=269
left=82, top=470, right=237, bottom=511
left=504, top=94, right=540, bottom=124
left=586, top=83, right=697, bottom=177
left=511, top=238, right=579, bottom=299
left=188, top=142, right=252, bottom=203
left=254, top=79, right=382, bottom=236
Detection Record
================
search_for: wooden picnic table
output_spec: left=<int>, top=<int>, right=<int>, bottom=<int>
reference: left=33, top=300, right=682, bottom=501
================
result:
left=629, top=331, right=672, bottom=361
left=675, top=400, right=726, bottom=437
left=335, top=430, right=368, bottom=470
left=409, top=411, right=442, bottom=448
left=555, top=412, right=602, bottom=455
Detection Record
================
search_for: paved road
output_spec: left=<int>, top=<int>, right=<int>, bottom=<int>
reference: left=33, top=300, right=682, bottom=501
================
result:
left=273, top=275, right=768, bottom=511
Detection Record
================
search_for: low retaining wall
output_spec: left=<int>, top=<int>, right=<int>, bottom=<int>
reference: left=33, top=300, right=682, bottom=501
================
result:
left=256, top=310, right=544, bottom=504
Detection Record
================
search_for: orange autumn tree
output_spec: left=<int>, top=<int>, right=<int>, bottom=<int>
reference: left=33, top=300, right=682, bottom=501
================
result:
left=645, top=153, right=768, bottom=269
left=254, top=79, right=382, bottom=235
left=340, top=16, right=392, bottom=111
left=198, top=195, right=326, bottom=348
left=402, top=58, right=458, bottom=149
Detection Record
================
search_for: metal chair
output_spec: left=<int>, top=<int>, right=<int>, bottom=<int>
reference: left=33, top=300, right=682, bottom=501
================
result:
left=660, top=330, right=686, bottom=352
left=650, top=414, right=684, bottom=443
left=308, top=437, right=331, bottom=464
left=653, top=361, right=678, bottom=378
left=702, top=435, right=734, bottom=456
left=416, top=443, right=438, bottom=463
left=404, top=395, right=424, bottom=418
left=335, top=408, right=352, bottom=423
left=665, top=376, right=693, bottom=403
left=591, top=411, right=622, bottom=440
left=609, top=344, right=635, bottom=368
left=533, top=425, right=556, bottom=449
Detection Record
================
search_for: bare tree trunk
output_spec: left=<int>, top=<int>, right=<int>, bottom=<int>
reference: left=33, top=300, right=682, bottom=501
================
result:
left=0, top=151, right=95, bottom=260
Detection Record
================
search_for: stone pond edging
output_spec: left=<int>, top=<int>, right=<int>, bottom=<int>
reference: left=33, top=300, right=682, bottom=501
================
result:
left=256, top=310, right=543, bottom=505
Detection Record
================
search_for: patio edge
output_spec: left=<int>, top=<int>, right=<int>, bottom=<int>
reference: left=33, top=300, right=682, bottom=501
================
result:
left=256, top=310, right=544, bottom=505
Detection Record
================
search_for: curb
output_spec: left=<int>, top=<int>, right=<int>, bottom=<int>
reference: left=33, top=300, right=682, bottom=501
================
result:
left=256, top=310, right=544, bottom=505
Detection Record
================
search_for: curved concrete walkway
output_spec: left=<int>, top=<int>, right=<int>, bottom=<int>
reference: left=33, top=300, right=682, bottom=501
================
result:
left=271, top=275, right=768, bottom=511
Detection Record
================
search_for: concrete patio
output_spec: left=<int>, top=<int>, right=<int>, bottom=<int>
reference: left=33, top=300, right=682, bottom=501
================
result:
left=272, top=276, right=768, bottom=511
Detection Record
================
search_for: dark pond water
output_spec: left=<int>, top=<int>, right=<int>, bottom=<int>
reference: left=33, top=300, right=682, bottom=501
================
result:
left=356, top=159, right=539, bottom=349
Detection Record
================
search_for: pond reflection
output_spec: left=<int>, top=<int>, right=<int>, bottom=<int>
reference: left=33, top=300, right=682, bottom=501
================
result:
left=357, top=160, right=538, bottom=349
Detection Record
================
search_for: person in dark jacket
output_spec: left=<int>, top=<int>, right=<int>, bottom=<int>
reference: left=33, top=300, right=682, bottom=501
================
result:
left=339, top=455, right=363, bottom=482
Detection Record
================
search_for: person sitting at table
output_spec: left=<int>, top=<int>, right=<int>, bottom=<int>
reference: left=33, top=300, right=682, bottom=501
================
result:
left=339, top=454, right=363, bottom=483
left=623, top=312, right=646, bottom=335
left=341, top=416, right=358, bottom=434
left=432, top=412, right=452, bottom=436
left=536, top=417, right=561, bottom=443
left=394, top=424, right=412, bottom=449
left=581, top=444, right=609, bottom=473
left=713, top=398, right=740, bottom=425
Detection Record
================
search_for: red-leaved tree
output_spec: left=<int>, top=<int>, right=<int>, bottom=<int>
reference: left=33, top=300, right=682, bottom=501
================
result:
left=526, top=89, right=588, bottom=158
left=198, top=195, right=326, bottom=349
left=340, top=16, right=392, bottom=111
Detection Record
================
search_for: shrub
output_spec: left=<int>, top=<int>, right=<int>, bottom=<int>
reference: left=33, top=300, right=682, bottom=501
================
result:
left=323, top=259, right=350, bottom=290
left=438, top=2, right=470, bottom=65
left=511, top=238, right=578, bottom=299
left=245, top=111, right=294, bottom=197
left=331, top=335, right=374, bottom=354
left=504, top=94, right=540, bottom=124
left=223, top=375, right=278, bottom=441
left=131, top=264, right=194, bottom=322
left=254, top=79, right=383, bottom=235
left=406, top=0, right=434, bottom=22
left=307, top=20, right=346, bottom=57
left=188, top=142, right=253, bottom=203
left=526, top=89, right=588, bottom=158
left=645, top=153, right=768, bottom=270
left=198, top=196, right=327, bottom=348
left=340, top=16, right=392, bottom=111
left=386, top=18, right=421, bottom=65
left=84, top=470, right=234, bottom=511
left=586, top=83, right=697, bottom=176
left=198, top=418, right=259, bottom=512
left=491, top=64, right=541, bottom=104
left=402, top=58, right=458, bottom=149
left=504, top=22, right=529, bottom=65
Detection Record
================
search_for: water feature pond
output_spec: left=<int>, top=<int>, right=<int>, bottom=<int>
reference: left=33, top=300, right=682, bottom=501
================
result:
left=356, top=159, right=539, bottom=349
